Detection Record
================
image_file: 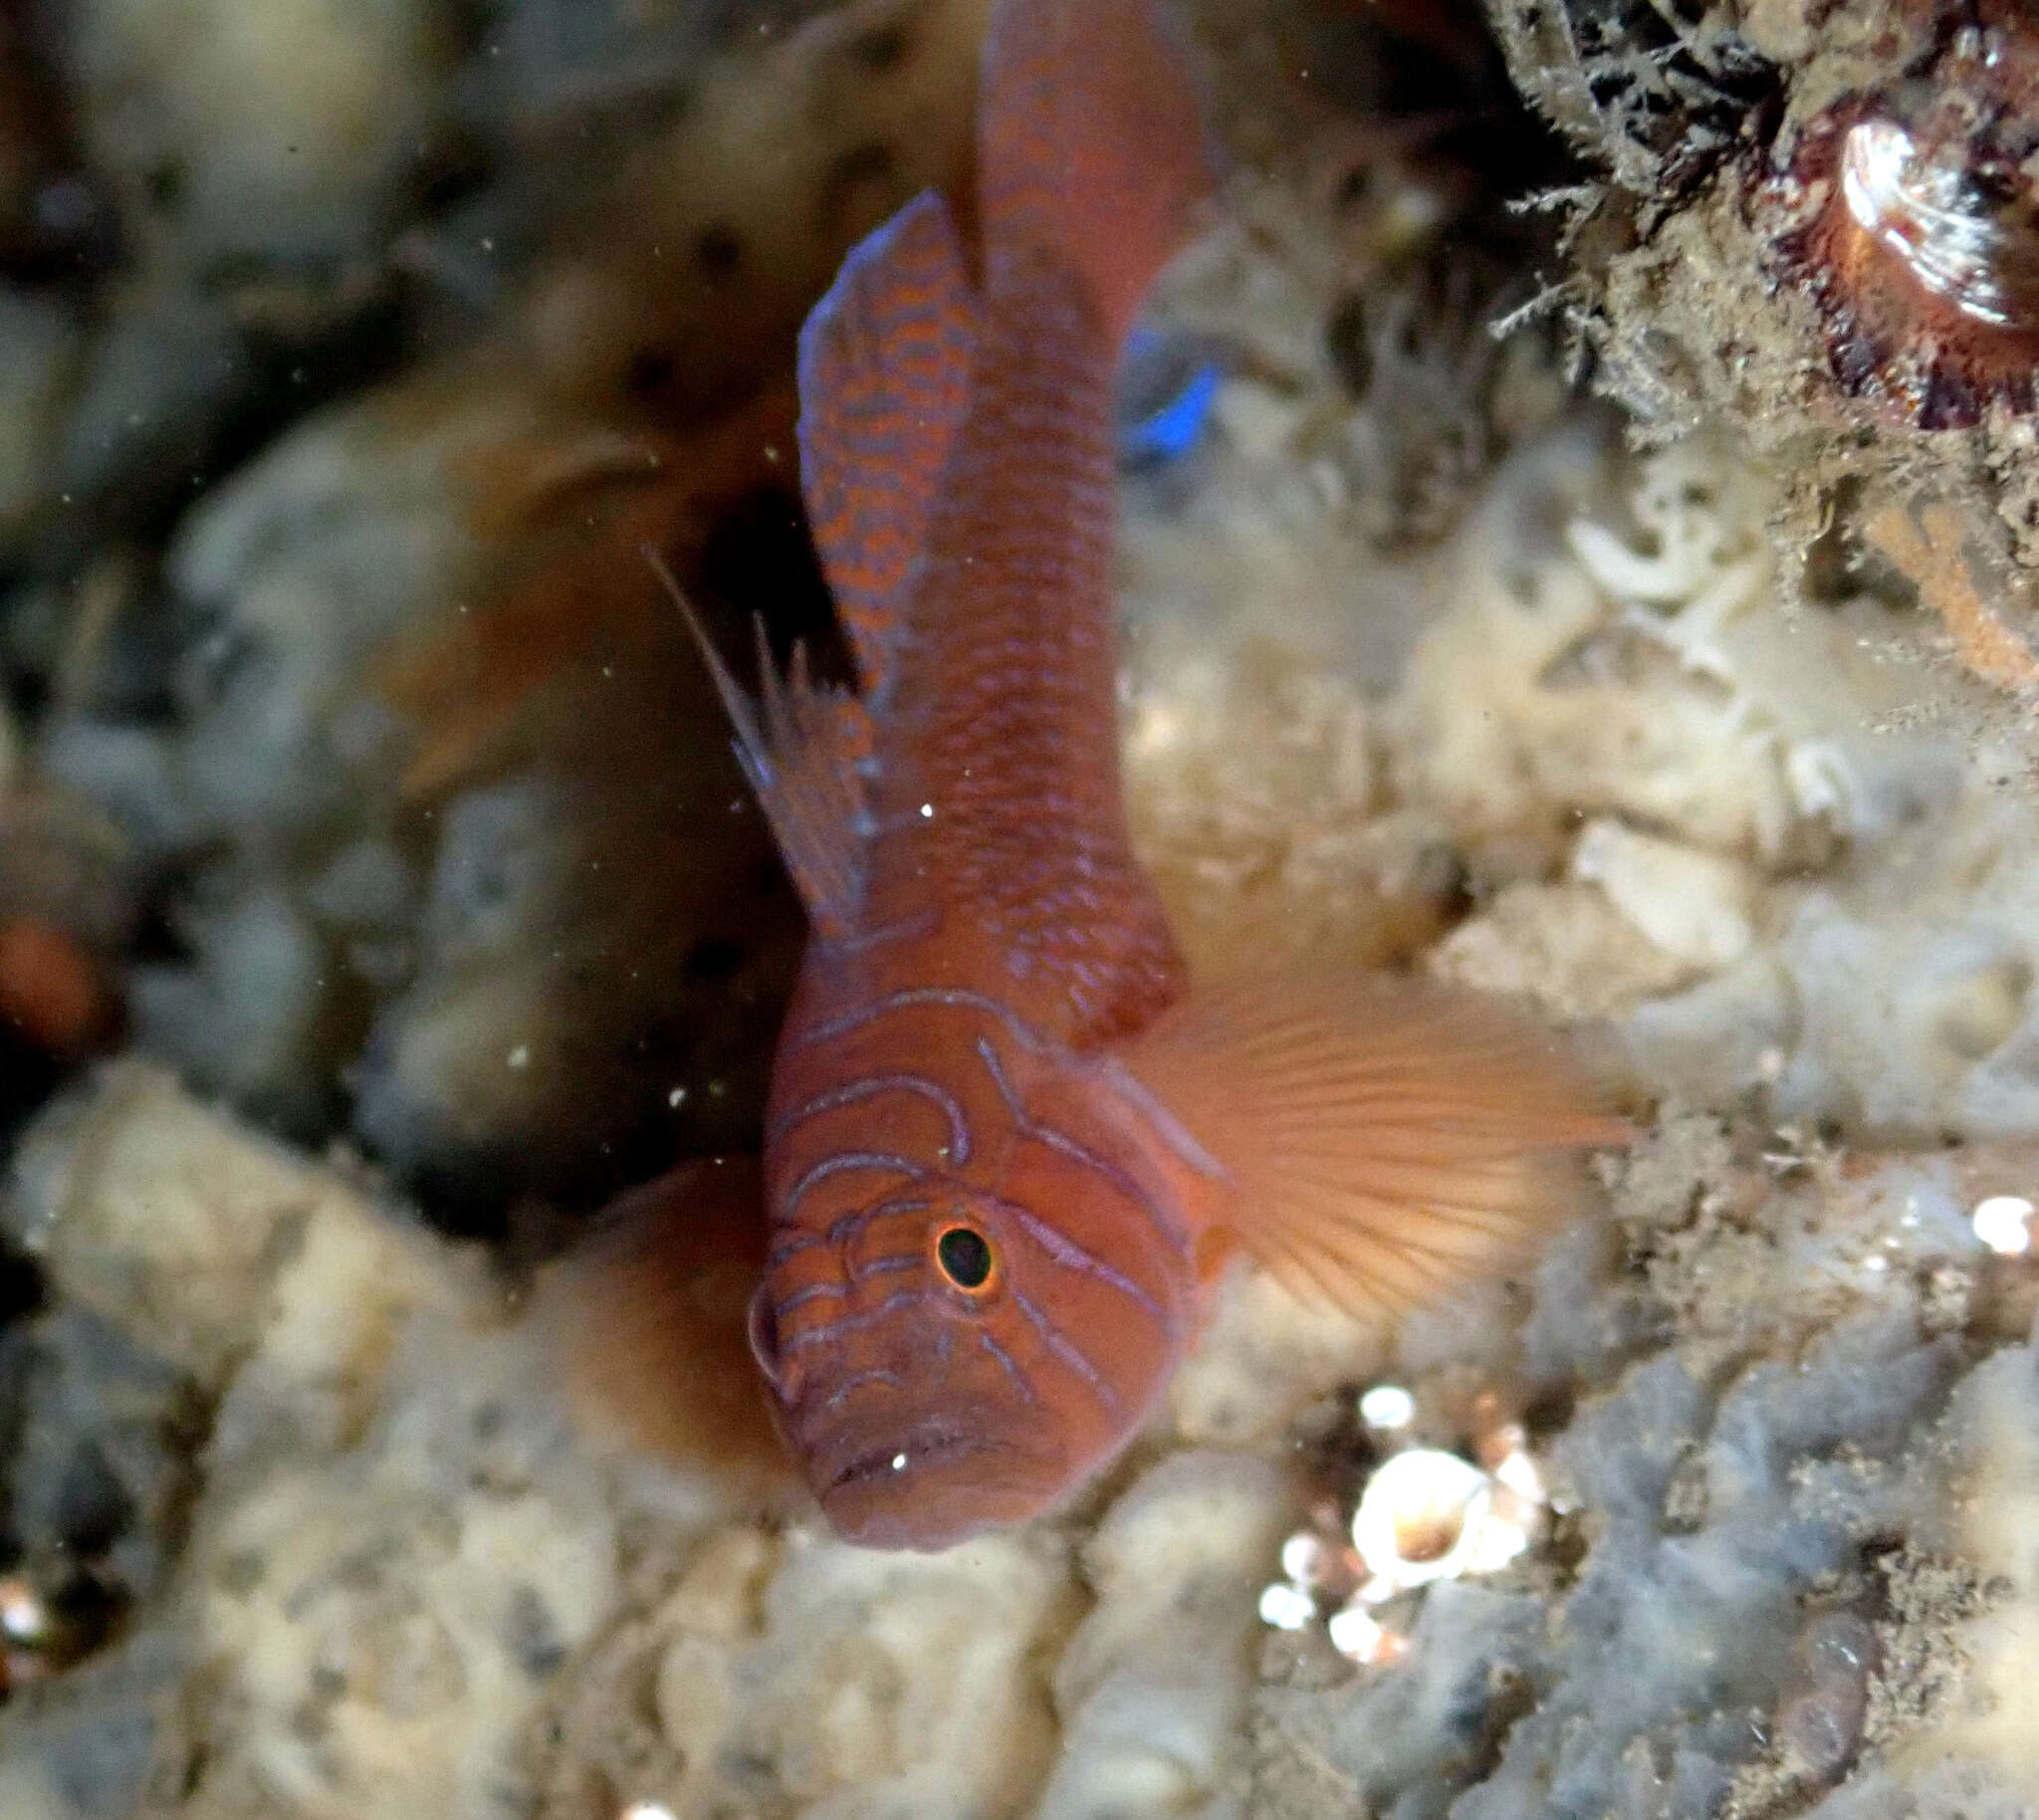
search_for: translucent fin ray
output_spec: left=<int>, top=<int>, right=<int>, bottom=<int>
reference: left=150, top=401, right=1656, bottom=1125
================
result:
left=1108, top=972, right=1629, bottom=1320
left=648, top=546, right=870, bottom=941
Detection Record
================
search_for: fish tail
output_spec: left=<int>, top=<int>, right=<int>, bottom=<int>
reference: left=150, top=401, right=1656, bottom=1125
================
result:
left=1104, top=973, right=1631, bottom=1318
left=977, top=0, right=1216, bottom=343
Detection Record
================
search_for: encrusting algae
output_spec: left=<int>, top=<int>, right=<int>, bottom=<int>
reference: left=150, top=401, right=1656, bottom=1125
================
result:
left=17, top=0, right=2039, bottom=1816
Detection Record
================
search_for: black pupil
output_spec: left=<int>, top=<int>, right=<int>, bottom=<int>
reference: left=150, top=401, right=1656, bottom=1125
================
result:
left=936, top=1226, right=994, bottom=1289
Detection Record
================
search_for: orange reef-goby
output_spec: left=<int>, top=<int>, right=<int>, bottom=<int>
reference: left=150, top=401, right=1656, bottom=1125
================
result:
left=628, top=0, right=1624, bottom=1550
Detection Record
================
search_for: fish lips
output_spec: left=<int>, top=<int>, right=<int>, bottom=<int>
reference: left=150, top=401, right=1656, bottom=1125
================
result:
left=801, top=1414, right=1066, bottom=1550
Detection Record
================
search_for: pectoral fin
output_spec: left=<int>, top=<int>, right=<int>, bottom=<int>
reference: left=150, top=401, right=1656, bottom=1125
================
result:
left=1106, top=972, right=1629, bottom=1318
left=538, top=1154, right=798, bottom=1505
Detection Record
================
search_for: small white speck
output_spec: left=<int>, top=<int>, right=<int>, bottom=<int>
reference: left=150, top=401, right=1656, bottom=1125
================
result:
left=890, top=1452, right=908, bottom=1472
left=1359, top=1384, right=1416, bottom=1431
left=1326, top=1603, right=1386, bottom=1661
left=1973, top=1194, right=2035, bottom=1255
left=1279, top=1533, right=1329, bottom=1585
left=668, top=1087, right=688, bottom=1109
left=619, top=1804, right=678, bottom=1820
left=1258, top=1582, right=1314, bottom=1631
left=1863, top=1254, right=1888, bottom=1273
left=0, top=1577, right=46, bottom=1643
left=919, top=802, right=934, bottom=818
left=1492, top=1449, right=1544, bottom=1502
left=507, top=1044, right=531, bottom=1069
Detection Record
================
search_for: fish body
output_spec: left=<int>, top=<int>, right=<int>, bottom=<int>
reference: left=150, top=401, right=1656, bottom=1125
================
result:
left=732, top=0, right=1220, bottom=1548
left=682, top=0, right=1622, bottom=1550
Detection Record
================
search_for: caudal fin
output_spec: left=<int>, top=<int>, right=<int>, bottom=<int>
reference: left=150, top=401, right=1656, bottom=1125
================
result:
left=976, top=0, right=1215, bottom=343
left=1108, top=973, right=1629, bottom=1317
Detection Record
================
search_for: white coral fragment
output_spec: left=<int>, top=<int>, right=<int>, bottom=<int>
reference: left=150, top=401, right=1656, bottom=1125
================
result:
left=1571, top=817, right=1755, bottom=969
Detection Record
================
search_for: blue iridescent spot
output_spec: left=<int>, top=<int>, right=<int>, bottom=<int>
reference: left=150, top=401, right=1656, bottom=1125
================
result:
left=1117, top=326, right=1223, bottom=469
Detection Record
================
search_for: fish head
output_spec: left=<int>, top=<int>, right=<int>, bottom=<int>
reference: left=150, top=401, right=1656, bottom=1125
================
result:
left=749, top=1124, right=1203, bottom=1550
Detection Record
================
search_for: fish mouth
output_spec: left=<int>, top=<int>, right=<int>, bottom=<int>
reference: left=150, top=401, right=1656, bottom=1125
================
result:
left=814, top=1419, right=999, bottom=1496
left=801, top=1417, right=1063, bottom=1549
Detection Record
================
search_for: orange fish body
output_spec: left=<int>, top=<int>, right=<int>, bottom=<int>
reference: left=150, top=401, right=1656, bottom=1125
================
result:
left=682, top=0, right=1621, bottom=1549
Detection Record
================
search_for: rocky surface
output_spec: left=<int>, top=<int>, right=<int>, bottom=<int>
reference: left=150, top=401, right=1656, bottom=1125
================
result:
left=5, top=2, right=2039, bottom=1817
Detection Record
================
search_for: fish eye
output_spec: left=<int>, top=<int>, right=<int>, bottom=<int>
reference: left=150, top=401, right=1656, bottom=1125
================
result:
left=934, top=1224, right=996, bottom=1292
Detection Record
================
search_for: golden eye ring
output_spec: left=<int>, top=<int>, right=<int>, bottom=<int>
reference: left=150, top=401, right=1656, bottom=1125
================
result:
left=934, top=1223, right=997, bottom=1293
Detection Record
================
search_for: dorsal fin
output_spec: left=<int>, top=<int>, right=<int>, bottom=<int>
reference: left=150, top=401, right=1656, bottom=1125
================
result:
left=795, top=189, right=979, bottom=709
left=648, top=548, right=871, bottom=943
left=976, top=0, right=1215, bottom=344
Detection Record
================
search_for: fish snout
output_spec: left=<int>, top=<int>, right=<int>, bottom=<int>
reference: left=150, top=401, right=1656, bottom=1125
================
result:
left=802, top=1410, right=1067, bottom=1550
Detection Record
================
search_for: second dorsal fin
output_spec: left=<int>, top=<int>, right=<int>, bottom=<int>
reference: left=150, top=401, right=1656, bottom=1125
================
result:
left=795, top=189, right=980, bottom=709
